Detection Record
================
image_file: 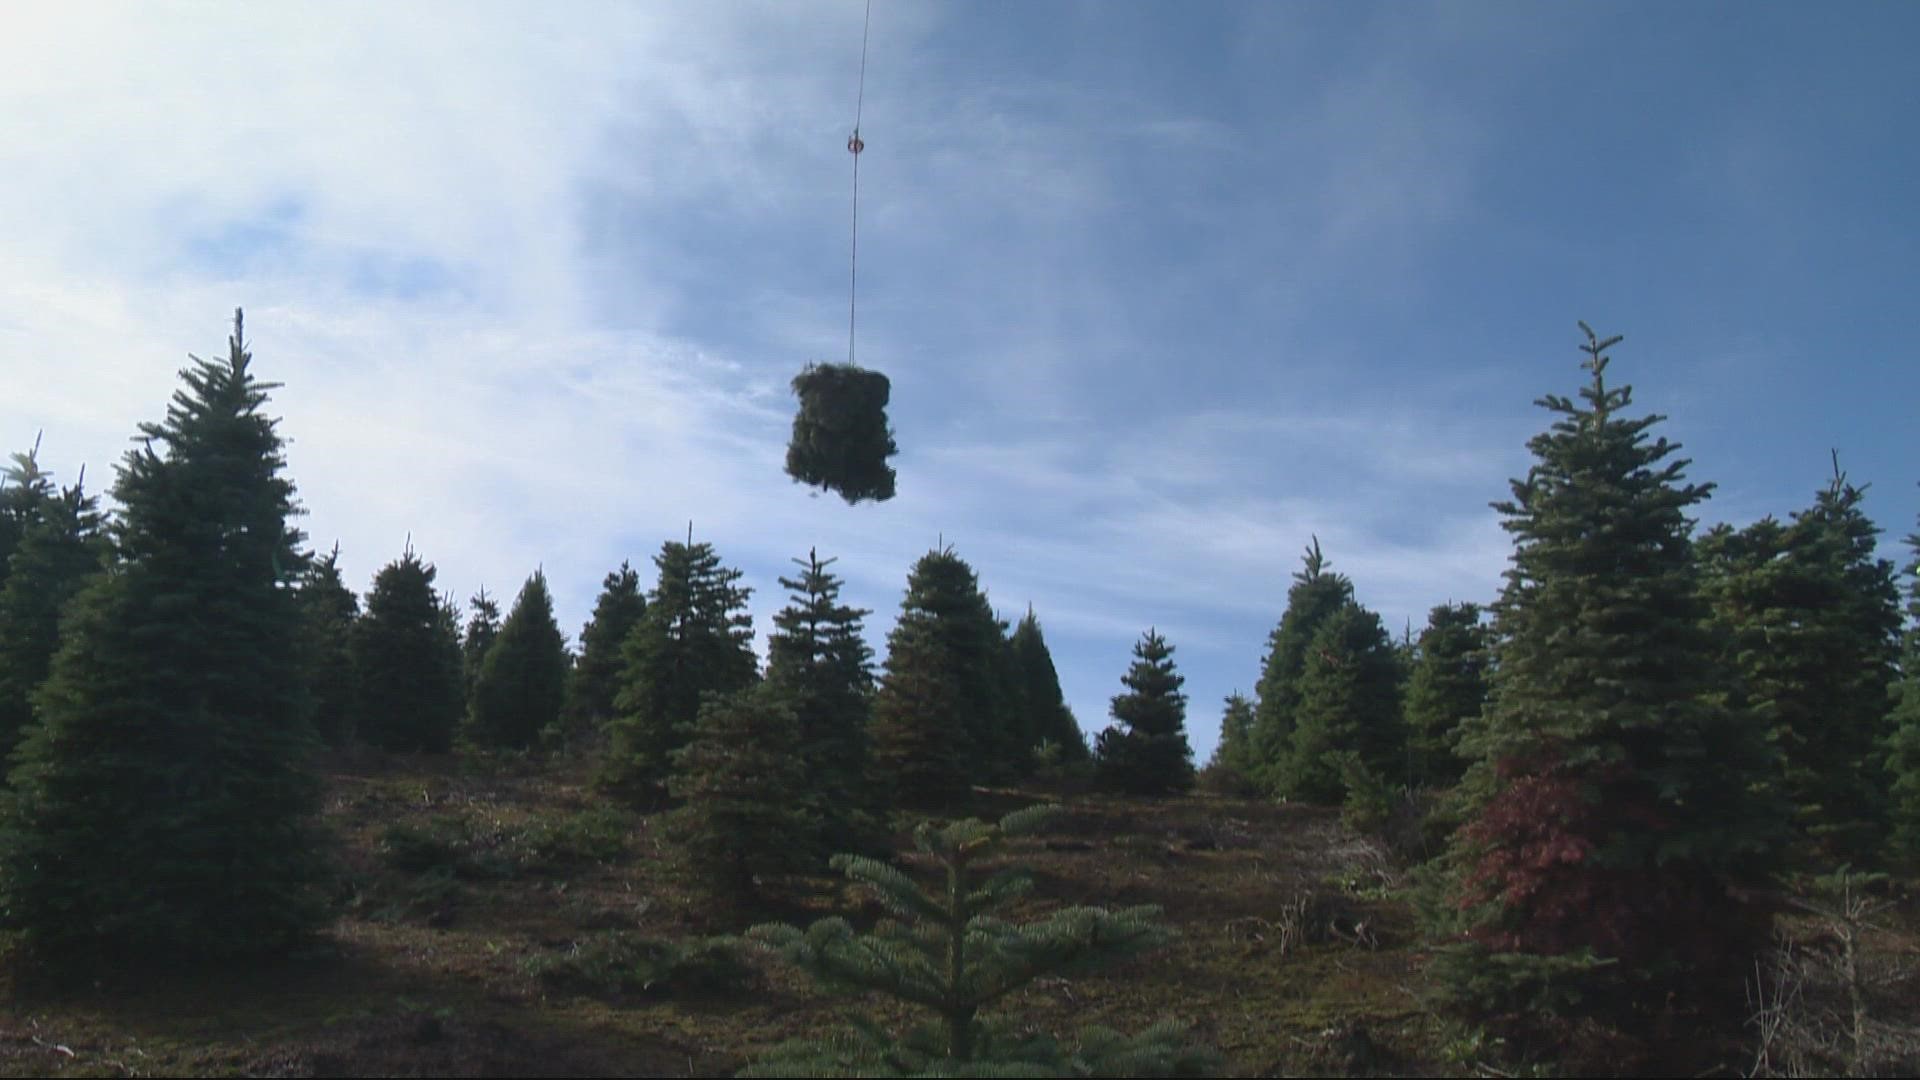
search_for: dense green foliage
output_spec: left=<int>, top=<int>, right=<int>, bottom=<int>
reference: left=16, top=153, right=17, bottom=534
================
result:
left=0, top=470, right=104, bottom=758
left=0, top=439, right=55, bottom=600
left=786, top=362, right=898, bottom=504
left=871, top=546, right=1023, bottom=803
left=561, top=560, right=645, bottom=741
left=1277, top=602, right=1405, bottom=803
left=600, top=538, right=757, bottom=802
left=467, top=571, right=569, bottom=751
left=1094, top=629, right=1196, bottom=796
left=1250, top=538, right=1355, bottom=792
left=293, top=545, right=359, bottom=748
left=765, top=549, right=877, bottom=854
left=0, top=311, right=330, bottom=966
left=1699, top=467, right=1902, bottom=864
left=1207, top=692, right=1257, bottom=776
left=1887, top=514, right=1920, bottom=863
left=460, top=586, right=502, bottom=702
left=666, top=684, right=816, bottom=905
left=353, top=547, right=465, bottom=753
left=1432, top=325, right=1783, bottom=1021
left=1009, top=607, right=1088, bottom=765
left=1402, top=602, right=1489, bottom=788
left=747, top=807, right=1218, bottom=1077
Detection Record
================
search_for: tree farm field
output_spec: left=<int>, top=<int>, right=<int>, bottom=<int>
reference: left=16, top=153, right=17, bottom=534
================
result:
left=0, top=753, right=1444, bottom=1078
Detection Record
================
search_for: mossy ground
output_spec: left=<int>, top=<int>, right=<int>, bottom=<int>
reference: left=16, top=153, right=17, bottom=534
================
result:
left=0, top=751, right=1912, bottom=1076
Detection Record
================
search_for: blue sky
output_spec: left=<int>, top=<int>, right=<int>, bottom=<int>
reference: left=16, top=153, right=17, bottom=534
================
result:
left=2, top=2, right=1915, bottom=761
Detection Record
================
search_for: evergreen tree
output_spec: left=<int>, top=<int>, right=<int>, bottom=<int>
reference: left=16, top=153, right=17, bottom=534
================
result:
left=0, top=437, right=56, bottom=597
left=600, top=536, right=757, bottom=802
left=1250, top=537, right=1355, bottom=791
left=467, top=570, right=568, bottom=751
left=765, top=548, right=878, bottom=853
left=0, top=310, right=329, bottom=965
left=1432, top=325, right=1783, bottom=1022
left=0, top=472, right=106, bottom=759
left=871, top=616, right=971, bottom=808
left=1094, top=629, right=1196, bottom=796
left=871, top=545, right=1024, bottom=792
left=1278, top=602, right=1405, bottom=803
left=461, top=586, right=502, bottom=701
left=1009, top=607, right=1089, bottom=765
left=747, top=807, right=1217, bottom=1077
left=1208, top=692, right=1257, bottom=775
left=666, top=684, right=816, bottom=905
left=293, top=544, right=358, bottom=748
left=1403, top=602, right=1490, bottom=788
left=1699, top=463, right=1902, bottom=864
left=1885, top=511, right=1920, bottom=863
left=561, top=560, right=645, bottom=741
left=353, top=545, right=465, bottom=753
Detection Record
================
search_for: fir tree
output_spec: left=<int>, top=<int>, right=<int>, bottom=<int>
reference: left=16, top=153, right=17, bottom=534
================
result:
left=353, top=545, right=465, bottom=753
left=1250, top=537, right=1355, bottom=792
left=0, top=470, right=106, bottom=760
left=1278, top=602, right=1405, bottom=803
left=467, top=570, right=568, bottom=751
left=1094, top=629, right=1196, bottom=796
left=600, top=535, right=757, bottom=802
left=871, top=545, right=1024, bottom=793
left=1432, top=324, right=1783, bottom=1023
left=0, top=437, right=56, bottom=598
left=0, top=310, right=329, bottom=965
left=1009, top=607, right=1089, bottom=765
left=666, top=684, right=816, bottom=905
left=461, top=586, right=502, bottom=701
left=1699, top=462, right=1902, bottom=864
left=871, top=616, right=972, bottom=808
left=765, top=548, right=878, bottom=854
left=1208, top=692, right=1257, bottom=775
left=293, top=544, right=358, bottom=748
left=1403, top=602, right=1490, bottom=788
left=561, top=560, right=645, bottom=742
left=746, top=807, right=1218, bottom=1077
left=1885, top=510, right=1920, bottom=863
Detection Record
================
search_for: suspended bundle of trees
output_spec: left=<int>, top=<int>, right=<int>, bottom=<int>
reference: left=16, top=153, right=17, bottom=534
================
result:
left=785, top=362, right=897, bottom=504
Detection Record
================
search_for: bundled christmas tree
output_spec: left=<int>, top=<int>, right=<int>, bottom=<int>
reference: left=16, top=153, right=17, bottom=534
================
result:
left=746, top=806, right=1218, bottom=1077
left=786, top=362, right=898, bottom=504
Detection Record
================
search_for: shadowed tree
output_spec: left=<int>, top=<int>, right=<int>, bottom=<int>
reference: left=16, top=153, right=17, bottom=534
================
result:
left=1009, top=606, right=1088, bottom=766
left=1251, top=537, right=1355, bottom=792
left=294, top=543, right=359, bottom=748
left=0, top=469, right=106, bottom=760
left=468, top=570, right=568, bottom=751
left=0, top=310, right=330, bottom=967
left=1403, top=602, right=1490, bottom=788
left=1094, top=629, right=1196, bottom=796
left=1279, top=601, right=1405, bottom=803
left=562, top=560, right=645, bottom=742
left=354, top=545, right=465, bottom=753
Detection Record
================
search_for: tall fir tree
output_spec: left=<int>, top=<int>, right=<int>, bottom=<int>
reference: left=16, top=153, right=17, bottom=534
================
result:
left=1432, top=325, right=1783, bottom=1023
left=871, top=545, right=1024, bottom=794
left=293, top=544, right=359, bottom=748
left=1699, top=463, right=1902, bottom=864
left=1403, top=602, right=1490, bottom=788
left=1094, top=629, right=1196, bottom=796
left=871, top=616, right=971, bottom=808
left=0, top=471, right=106, bottom=760
left=765, top=549, right=878, bottom=853
left=1009, top=606, right=1089, bottom=765
left=1277, top=602, right=1405, bottom=803
left=353, top=545, right=465, bottom=753
left=666, top=684, right=817, bottom=906
left=1885, top=509, right=1920, bottom=863
left=0, top=311, right=330, bottom=965
left=561, top=560, right=645, bottom=741
left=1250, top=537, right=1355, bottom=792
left=599, top=536, right=757, bottom=803
left=467, top=570, right=568, bottom=751
left=461, top=586, right=502, bottom=702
